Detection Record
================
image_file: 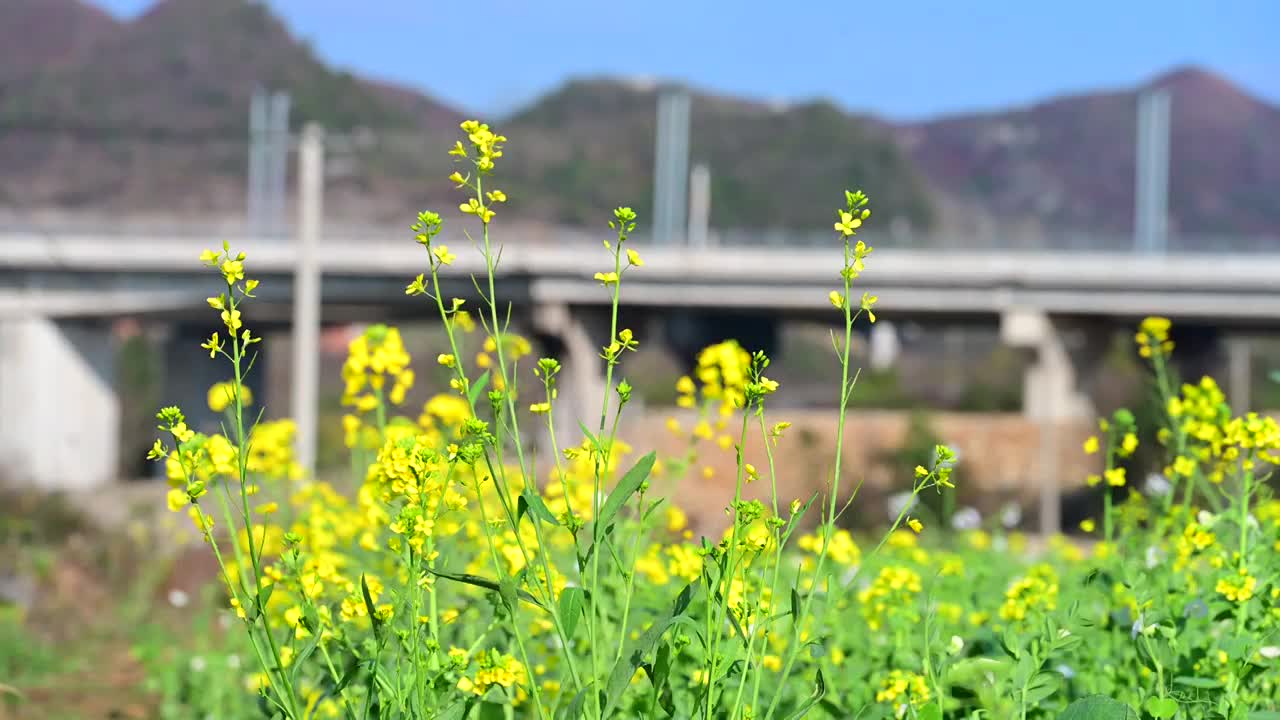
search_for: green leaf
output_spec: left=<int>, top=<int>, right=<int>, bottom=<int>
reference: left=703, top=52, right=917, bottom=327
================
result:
left=288, top=632, right=323, bottom=688
left=476, top=701, right=506, bottom=720
left=790, top=587, right=802, bottom=619
left=1145, top=697, right=1179, bottom=719
left=496, top=576, right=520, bottom=614
left=780, top=669, right=826, bottom=720
left=518, top=487, right=560, bottom=527
left=577, top=421, right=603, bottom=456
left=917, top=703, right=943, bottom=720
left=557, top=688, right=596, bottom=720
left=426, top=567, right=547, bottom=611
left=467, top=370, right=491, bottom=408
left=598, top=451, right=657, bottom=532
left=1249, top=712, right=1280, bottom=720
left=328, top=655, right=361, bottom=696
left=649, top=642, right=676, bottom=715
left=672, top=582, right=695, bottom=616
left=641, top=497, right=668, bottom=524
left=1058, top=695, right=1138, bottom=720
left=435, top=700, right=475, bottom=720
left=1025, top=670, right=1062, bottom=706
left=257, top=582, right=275, bottom=612
left=360, top=573, right=382, bottom=641
left=601, top=582, right=696, bottom=717
left=557, top=587, right=586, bottom=641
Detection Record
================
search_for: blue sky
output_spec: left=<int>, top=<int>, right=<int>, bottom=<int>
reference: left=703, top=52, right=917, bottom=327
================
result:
left=97, top=1, right=1279, bottom=120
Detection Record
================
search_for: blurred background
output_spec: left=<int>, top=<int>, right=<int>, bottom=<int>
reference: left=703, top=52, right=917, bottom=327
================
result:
left=0, top=0, right=1277, bottom=714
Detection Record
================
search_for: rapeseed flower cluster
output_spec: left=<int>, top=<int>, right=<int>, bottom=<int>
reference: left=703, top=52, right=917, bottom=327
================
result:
left=147, top=118, right=1280, bottom=720
left=998, top=563, right=1059, bottom=623
left=858, top=566, right=922, bottom=631
left=341, top=324, right=414, bottom=411
left=875, top=669, right=931, bottom=718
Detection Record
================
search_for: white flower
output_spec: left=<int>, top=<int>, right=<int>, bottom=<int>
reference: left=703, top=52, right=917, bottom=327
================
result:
left=951, top=506, right=981, bottom=531
left=1055, top=663, right=1076, bottom=679
left=1000, top=503, right=1022, bottom=529
left=1260, top=647, right=1280, bottom=660
left=1144, top=473, right=1172, bottom=497
left=227, top=654, right=242, bottom=669
left=948, top=635, right=964, bottom=655
left=190, top=655, right=207, bottom=673
left=1145, top=545, right=1165, bottom=569
left=168, top=589, right=190, bottom=608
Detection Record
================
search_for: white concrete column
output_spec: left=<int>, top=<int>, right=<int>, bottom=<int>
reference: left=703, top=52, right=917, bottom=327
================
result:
left=1227, top=337, right=1251, bottom=412
left=1001, top=309, right=1098, bottom=536
left=869, top=321, right=899, bottom=371
left=688, top=164, right=711, bottom=249
left=291, top=124, right=324, bottom=478
left=1001, top=309, right=1094, bottom=421
left=532, top=303, right=607, bottom=445
left=0, top=317, right=118, bottom=490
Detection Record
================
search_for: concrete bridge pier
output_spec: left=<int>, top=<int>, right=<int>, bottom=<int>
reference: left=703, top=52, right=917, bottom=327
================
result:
left=157, top=324, right=268, bottom=442
left=1001, top=309, right=1108, bottom=535
left=529, top=303, right=610, bottom=453
left=661, top=311, right=780, bottom=370
left=0, top=316, right=119, bottom=490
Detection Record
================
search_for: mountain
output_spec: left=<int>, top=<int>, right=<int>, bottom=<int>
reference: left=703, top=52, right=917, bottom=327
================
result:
left=0, top=0, right=1275, bottom=241
left=0, top=0, right=119, bottom=80
left=501, top=78, right=935, bottom=230
left=0, top=0, right=933, bottom=229
left=894, top=67, right=1280, bottom=238
left=0, top=0, right=462, bottom=216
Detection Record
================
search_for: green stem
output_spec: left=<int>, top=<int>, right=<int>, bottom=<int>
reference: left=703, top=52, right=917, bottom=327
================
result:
left=586, top=233, right=624, bottom=718
left=765, top=236, right=860, bottom=720
left=471, top=468, right=548, bottom=720
left=749, top=408, right=784, bottom=713
left=703, top=409, right=752, bottom=720
left=226, top=287, right=301, bottom=719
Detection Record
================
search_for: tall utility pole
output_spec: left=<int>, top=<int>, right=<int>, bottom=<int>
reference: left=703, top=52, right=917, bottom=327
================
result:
left=246, top=88, right=291, bottom=239
left=1134, top=88, right=1171, bottom=254
left=266, top=91, right=292, bottom=238
left=652, top=86, right=691, bottom=245
left=247, top=90, right=268, bottom=239
left=687, top=163, right=711, bottom=248
left=291, top=124, right=324, bottom=477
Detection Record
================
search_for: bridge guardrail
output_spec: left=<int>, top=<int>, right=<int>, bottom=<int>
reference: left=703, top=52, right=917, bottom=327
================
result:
left=0, top=220, right=1276, bottom=254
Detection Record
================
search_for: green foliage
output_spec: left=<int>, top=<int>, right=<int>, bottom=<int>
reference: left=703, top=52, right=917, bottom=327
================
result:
left=125, top=123, right=1280, bottom=720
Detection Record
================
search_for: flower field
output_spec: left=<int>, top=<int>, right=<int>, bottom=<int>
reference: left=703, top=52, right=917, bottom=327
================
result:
left=124, top=121, right=1280, bottom=719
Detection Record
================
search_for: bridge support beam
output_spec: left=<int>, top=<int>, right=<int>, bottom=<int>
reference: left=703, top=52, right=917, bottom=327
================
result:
left=157, top=324, right=267, bottom=457
left=530, top=304, right=609, bottom=453
left=1227, top=337, right=1251, bottom=412
left=1002, top=309, right=1106, bottom=536
left=0, top=316, right=119, bottom=490
left=869, top=321, right=900, bottom=371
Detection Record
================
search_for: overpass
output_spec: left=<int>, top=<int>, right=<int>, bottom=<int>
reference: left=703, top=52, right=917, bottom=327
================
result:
left=1, top=228, right=1276, bottom=541
left=7, top=231, right=1280, bottom=320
